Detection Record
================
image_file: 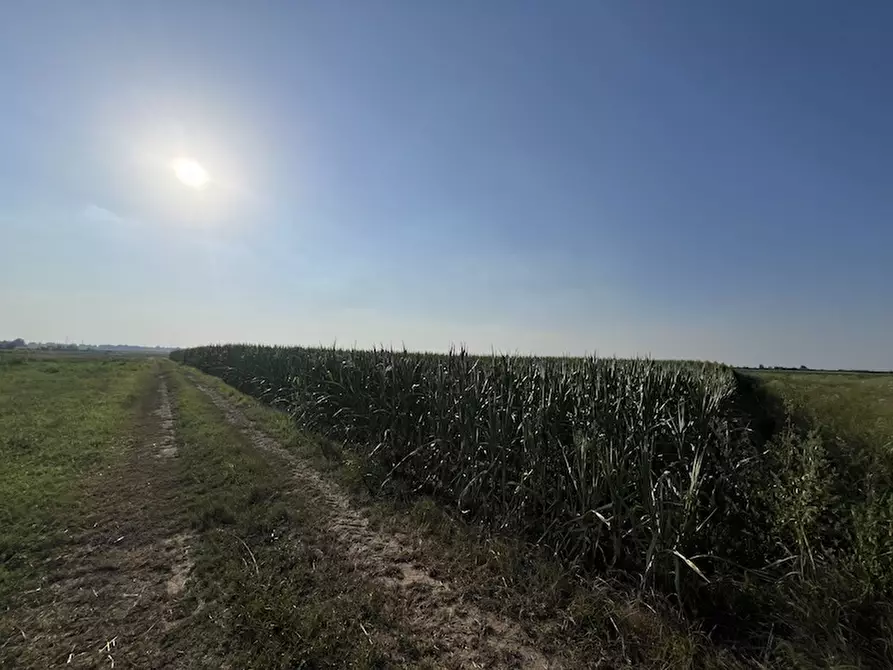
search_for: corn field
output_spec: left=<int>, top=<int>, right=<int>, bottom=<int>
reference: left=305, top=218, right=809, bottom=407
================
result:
left=171, top=344, right=796, bottom=601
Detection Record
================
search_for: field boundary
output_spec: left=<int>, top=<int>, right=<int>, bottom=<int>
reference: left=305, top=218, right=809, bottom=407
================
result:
left=184, top=369, right=563, bottom=669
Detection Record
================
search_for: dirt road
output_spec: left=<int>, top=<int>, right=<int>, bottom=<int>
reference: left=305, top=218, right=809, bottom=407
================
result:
left=4, top=363, right=561, bottom=668
left=190, top=374, right=562, bottom=669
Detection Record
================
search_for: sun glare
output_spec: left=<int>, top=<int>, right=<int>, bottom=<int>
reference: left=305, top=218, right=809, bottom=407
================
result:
left=171, top=157, right=210, bottom=189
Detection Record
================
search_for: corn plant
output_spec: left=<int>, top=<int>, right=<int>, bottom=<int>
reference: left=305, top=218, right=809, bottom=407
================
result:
left=171, top=345, right=775, bottom=602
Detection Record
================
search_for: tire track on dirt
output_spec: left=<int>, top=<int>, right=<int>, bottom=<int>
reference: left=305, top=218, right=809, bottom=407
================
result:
left=189, top=375, right=563, bottom=669
left=154, top=379, right=178, bottom=458
left=6, top=369, right=194, bottom=668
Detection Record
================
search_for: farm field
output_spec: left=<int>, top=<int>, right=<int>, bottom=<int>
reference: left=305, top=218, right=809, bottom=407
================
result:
left=753, top=370, right=893, bottom=461
left=1, top=355, right=434, bottom=668
left=2, top=349, right=893, bottom=668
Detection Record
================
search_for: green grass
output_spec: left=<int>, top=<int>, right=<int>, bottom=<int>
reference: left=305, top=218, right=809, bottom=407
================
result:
left=163, top=363, right=424, bottom=668
left=753, top=370, right=893, bottom=459
left=0, top=356, right=156, bottom=601
left=750, top=370, right=893, bottom=582
left=2, top=355, right=428, bottom=667
left=734, top=370, right=893, bottom=666
left=0, top=348, right=151, bottom=362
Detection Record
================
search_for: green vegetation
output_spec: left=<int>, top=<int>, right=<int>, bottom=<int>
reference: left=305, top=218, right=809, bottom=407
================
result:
left=172, top=344, right=893, bottom=666
left=163, top=365, right=420, bottom=668
left=179, top=361, right=725, bottom=668
left=5, top=350, right=891, bottom=666
left=755, top=370, right=893, bottom=464
left=0, top=356, right=155, bottom=601
left=173, top=347, right=754, bottom=594
left=2, top=356, right=424, bottom=667
left=753, top=371, right=893, bottom=592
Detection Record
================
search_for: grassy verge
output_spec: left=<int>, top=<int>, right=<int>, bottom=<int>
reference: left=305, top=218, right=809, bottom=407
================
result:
left=744, top=370, right=893, bottom=666
left=0, top=356, right=156, bottom=602
left=753, top=370, right=893, bottom=463
left=163, top=363, right=425, bottom=668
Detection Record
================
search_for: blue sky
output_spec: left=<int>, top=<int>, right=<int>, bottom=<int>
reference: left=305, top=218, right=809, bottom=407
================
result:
left=1, top=2, right=891, bottom=368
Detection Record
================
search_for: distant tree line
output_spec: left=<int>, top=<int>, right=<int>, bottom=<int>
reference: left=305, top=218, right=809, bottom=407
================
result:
left=754, top=363, right=891, bottom=374
left=1, top=338, right=172, bottom=353
left=1, top=339, right=79, bottom=351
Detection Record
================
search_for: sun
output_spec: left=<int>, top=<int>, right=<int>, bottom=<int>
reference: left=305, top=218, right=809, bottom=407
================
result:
left=171, top=157, right=210, bottom=189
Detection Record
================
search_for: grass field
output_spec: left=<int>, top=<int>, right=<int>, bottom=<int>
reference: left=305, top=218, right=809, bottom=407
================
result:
left=0, top=354, right=157, bottom=602
left=755, top=370, right=893, bottom=461
left=3, top=350, right=893, bottom=667
left=0, top=356, right=427, bottom=667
